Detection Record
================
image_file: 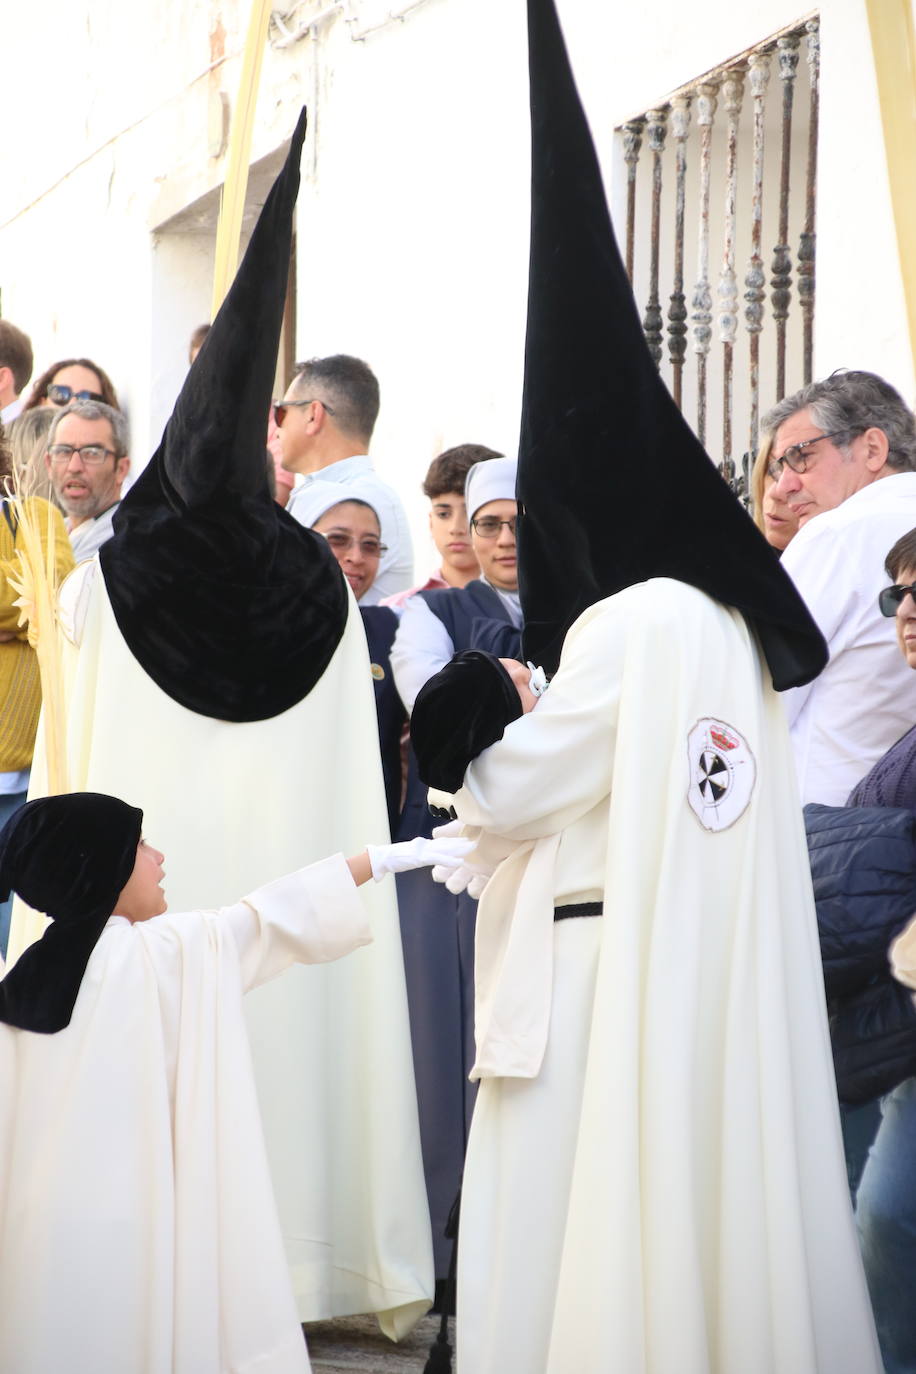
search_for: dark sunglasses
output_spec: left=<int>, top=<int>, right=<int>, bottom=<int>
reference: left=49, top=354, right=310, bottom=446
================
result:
left=272, top=398, right=335, bottom=427
left=878, top=583, right=916, bottom=616
left=46, top=383, right=106, bottom=405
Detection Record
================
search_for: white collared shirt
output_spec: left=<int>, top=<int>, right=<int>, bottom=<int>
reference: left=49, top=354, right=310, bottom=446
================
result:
left=286, top=455, right=414, bottom=605
left=781, top=472, right=916, bottom=804
left=391, top=579, right=523, bottom=712
left=68, top=503, right=120, bottom=562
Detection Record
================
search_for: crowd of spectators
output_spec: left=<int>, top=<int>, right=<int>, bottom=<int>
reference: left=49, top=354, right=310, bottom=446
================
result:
left=5, top=312, right=916, bottom=1356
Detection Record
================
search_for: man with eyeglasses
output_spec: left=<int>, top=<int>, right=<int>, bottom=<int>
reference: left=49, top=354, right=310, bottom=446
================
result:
left=762, top=370, right=916, bottom=806
left=44, top=400, right=130, bottom=561
left=276, top=354, right=414, bottom=604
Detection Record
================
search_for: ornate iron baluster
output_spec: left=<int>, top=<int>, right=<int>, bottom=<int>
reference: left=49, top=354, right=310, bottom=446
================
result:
left=667, top=95, right=691, bottom=407
left=691, top=80, right=719, bottom=446
left=642, top=108, right=668, bottom=367
left=718, top=66, right=745, bottom=481
left=623, top=119, right=645, bottom=283
left=798, top=19, right=820, bottom=384
left=744, top=49, right=771, bottom=458
left=771, top=34, right=800, bottom=401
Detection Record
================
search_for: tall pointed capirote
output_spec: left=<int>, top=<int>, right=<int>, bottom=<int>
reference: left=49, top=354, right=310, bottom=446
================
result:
left=517, top=0, right=827, bottom=689
left=100, top=109, right=349, bottom=722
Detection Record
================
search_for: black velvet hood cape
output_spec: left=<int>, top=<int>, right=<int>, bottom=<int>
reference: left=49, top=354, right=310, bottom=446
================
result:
left=411, top=650, right=524, bottom=793
left=0, top=793, right=143, bottom=1033
left=517, top=0, right=827, bottom=690
left=100, top=108, right=348, bottom=722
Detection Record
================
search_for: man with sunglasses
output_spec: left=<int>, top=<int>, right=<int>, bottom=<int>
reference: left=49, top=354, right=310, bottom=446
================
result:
left=762, top=370, right=916, bottom=805
left=276, top=354, right=413, bottom=604
left=44, top=400, right=130, bottom=561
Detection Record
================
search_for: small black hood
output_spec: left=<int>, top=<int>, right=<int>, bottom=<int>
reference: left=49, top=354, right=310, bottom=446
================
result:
left=100, top=108, right=348, bottom=722
left=517, top=0, right=827, bottom=689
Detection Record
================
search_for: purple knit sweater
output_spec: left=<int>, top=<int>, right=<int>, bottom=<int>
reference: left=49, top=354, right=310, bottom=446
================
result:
left=848, top=725, right=916, bottom=809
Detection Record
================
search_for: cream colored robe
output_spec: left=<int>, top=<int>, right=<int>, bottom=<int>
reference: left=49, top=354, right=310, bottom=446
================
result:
left=7, top=562, right=433, bottom=1338
left=453, top=580, right=880, bottom=1374
left=0, top=856, right=369, bottom=1374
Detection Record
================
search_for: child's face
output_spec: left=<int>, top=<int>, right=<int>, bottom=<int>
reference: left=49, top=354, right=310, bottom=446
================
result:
left=115, top=840, right=167, bottom=923
left=428, top=493, right=479, bottom=577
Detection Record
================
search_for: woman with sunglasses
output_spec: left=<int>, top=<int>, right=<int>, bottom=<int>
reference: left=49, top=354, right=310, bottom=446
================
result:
left=806, top=526, right=916, bottom=1374
left=22, top=357, right=119, bottom=412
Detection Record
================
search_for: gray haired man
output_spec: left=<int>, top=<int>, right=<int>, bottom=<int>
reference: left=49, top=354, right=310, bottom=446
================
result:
left=45, top=401, right=130, bottom=560
left=763, top=369, right=916, bottom=804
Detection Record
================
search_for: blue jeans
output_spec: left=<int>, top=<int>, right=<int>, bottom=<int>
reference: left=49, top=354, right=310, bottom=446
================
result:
left=856, top=1076, right=916, bottom=1373
left=0, top=789, right=28, bottom=960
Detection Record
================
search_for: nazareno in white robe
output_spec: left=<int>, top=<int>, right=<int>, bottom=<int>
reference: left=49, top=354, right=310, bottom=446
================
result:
left=6, top=561, right=434, bottom=1337
left=0, top=855, right=370, bottom=1374
left=451, top=579, right=881, bottom=1374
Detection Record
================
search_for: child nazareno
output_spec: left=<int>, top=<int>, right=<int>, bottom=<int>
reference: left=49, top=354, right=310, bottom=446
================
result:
left=0, top=792, right=470, bottom=1374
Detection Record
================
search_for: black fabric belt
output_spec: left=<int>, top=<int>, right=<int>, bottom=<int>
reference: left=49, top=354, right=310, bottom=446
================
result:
left=554, top=901, right=603, bottom=921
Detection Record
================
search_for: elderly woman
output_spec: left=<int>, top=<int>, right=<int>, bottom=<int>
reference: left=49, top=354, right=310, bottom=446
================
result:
left=0, top=425, right=74, bottom=955
left=297, top=486, right=405, bottom=835
left=831, top=526, right=916, bottom=1373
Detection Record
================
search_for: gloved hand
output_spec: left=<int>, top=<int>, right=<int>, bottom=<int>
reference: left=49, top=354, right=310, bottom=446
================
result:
left=366, top=835, right=475, bottom=882
left=430, top=821, right=497, bottom=898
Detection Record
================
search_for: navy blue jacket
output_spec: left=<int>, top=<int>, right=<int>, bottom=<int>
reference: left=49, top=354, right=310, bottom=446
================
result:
left=806, top=802, right=916, bottom=1104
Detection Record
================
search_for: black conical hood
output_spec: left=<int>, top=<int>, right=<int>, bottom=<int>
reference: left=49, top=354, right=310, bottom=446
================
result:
left=100, top=109, right=348, bottom=722
left=518, top=0, right=826, bottom=689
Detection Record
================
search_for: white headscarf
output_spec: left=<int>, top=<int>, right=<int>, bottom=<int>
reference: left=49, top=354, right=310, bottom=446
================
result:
left=465, top=457, right=518, bottom=521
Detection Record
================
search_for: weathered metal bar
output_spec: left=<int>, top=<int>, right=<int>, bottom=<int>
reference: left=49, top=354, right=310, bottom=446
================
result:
left=771, top=34, right=800, bottom=400
left=798, top=19, right=820, bottom=384
left=623, top=119, right=645, bottom=283
left=642, top=108, right=668, bottom=367
left=691, top=80, right=719, bottom=446
left=667, top=95, right=691, bottom=407
left=718, top=66, right=745, bottom=479
left=744, top=49, right=771, bottom=456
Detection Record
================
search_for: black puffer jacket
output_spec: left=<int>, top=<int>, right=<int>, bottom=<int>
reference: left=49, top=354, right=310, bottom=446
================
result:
left=806, top=802, right=916, bottom=1104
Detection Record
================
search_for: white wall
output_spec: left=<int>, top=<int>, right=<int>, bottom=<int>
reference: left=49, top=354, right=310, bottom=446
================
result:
left=1, top=0, right=913, bottom=573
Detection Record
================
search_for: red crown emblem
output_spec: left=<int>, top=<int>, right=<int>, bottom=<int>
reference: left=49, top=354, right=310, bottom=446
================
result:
left=710, top=726, right=738, bottom=751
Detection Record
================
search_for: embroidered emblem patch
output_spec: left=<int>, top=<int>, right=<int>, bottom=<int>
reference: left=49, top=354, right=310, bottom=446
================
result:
left=370, top=663, right=385, bottom=681
left=686, top=717, right=756, bottom=831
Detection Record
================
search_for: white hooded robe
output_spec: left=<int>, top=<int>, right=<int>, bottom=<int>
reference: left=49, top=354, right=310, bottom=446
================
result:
left=0, top=855, right=369, bottom=1374
left=453, top=581, right=880, bottom=1374
left=6, top=562, right=433, bottom=1338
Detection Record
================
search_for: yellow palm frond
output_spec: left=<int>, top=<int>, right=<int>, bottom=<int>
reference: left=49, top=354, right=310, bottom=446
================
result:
left=211, top=0, right=274, bottom=317
left=866, top=0, right=916, bottom=376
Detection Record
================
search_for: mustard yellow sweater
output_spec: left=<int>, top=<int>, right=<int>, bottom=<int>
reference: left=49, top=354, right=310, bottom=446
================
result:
left=0, top=499, right=75, bottom=773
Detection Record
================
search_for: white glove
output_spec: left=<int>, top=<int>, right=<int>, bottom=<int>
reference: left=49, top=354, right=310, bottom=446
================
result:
left=366, top=835, right=475, bottom=882
left=432, top=863, right=492, bottom=899
left=430, top=821, right=496, bottom=898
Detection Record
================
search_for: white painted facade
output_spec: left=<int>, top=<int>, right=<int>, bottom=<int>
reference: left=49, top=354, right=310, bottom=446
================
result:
left=0, top=0, right=912, bottom=573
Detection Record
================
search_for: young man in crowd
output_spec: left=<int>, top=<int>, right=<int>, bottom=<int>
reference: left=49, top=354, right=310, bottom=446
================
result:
left=383, top=442, right=502, bottom=608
